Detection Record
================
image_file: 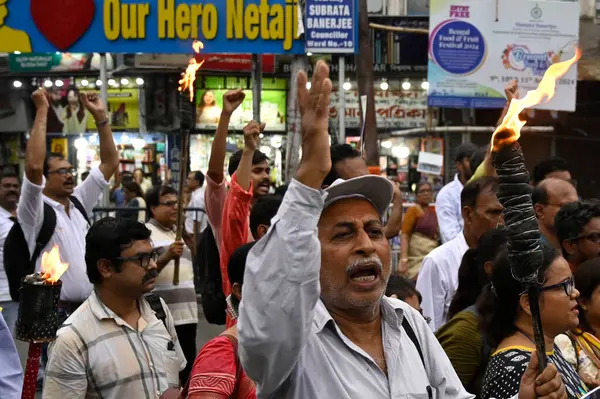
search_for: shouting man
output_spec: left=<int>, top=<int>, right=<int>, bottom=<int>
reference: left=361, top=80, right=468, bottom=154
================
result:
left=237, top=61, right=566, bottom=399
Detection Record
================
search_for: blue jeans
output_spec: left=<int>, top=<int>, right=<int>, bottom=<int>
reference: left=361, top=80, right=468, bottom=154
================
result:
left=0, top=300, right=19, bottom=336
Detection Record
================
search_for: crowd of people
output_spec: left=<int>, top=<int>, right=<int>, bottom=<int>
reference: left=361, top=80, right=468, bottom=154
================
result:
left=0, top=63, right=594, bottom=399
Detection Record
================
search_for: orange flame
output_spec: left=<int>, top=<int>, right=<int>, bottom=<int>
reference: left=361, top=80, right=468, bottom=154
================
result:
left=40, top=245, right=69, bottom=283
left=178, top=40, right=205, bottom=102
left=491, top=48, right=582, bottom=152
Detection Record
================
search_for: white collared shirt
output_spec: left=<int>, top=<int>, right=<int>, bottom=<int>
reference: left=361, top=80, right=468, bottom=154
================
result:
left=185, top=186, right=207, bottom=235
left=17, top=168, right=108, bottom=302
left=0, top=206, right=15, bottom=302
left=416, top=232, right=469, bottom=332
left=435, top=174, right=464, bottom=243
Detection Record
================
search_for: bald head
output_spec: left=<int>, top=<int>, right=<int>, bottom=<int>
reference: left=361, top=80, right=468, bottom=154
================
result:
left=533, top=177, right=578, bottom=233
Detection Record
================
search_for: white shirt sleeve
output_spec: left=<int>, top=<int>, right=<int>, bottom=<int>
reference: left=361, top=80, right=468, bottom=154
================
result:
left=73, top=167, right=109, bottom=214
left=17, top=175, right=46, bottom=253
left=416, top=256, right=448, bottom=332
left=435, top=186, right=461, bottom=244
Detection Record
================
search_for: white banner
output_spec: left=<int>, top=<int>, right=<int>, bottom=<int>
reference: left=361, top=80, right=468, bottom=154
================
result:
left=427, top=0, right=580, bottom=111
left=329, top=89, right=438, bottom=129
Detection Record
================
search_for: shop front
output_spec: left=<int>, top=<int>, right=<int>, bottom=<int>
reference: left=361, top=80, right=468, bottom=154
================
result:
left=191, top=75, right=288, bottom=186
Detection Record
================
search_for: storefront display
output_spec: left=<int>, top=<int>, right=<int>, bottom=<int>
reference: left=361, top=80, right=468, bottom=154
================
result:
left=43, top=78, right=141, bottom=134
left=189, top=134, right=286, bottom=186
left=70, top=133, right=167, bottom=185
left=195, top=76, right=287, bottom=132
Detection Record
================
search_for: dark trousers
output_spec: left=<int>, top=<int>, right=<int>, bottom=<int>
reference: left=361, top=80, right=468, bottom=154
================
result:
left=175, top=323, right=197, bottom=385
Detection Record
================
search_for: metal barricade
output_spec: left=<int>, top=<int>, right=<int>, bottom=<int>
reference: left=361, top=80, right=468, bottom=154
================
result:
left=91, top=207, right=206, bottom=224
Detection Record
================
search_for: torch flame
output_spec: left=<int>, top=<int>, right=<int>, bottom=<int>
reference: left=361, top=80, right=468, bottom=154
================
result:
left=40, top=245, right=69, bottom=283
left=491, top=47, right=582, bottom=152
left=178, top=40, right=205, bottom=102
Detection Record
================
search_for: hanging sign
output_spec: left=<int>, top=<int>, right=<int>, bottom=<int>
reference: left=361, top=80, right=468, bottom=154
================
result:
left=304, top=0, right=358, bottom=53
left=329, top=89, right=437, bottom=129
left=0, top=0, right=304, bottom=54
left=427, top=0, right=580, bottom=111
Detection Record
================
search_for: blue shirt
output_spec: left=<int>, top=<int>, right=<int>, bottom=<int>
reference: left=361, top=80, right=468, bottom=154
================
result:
left=0, top=311, right=23, bottom=398
left=111, top=188, right=126, bottom=207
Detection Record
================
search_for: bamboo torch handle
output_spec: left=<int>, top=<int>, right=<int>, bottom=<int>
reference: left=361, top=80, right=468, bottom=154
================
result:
left=22, top=342, right=43, bottom=399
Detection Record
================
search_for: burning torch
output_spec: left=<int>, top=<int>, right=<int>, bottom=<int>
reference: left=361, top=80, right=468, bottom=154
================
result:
left=490, top=48, right=582, bottom=371
left=16, top=245, right=69, bottom=399
left=173, top=41, right=202, bottom=285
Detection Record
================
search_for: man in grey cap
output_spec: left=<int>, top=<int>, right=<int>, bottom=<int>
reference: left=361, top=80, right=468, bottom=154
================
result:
left=435, top=142, right=478, bottom=243
left=237, top=61, right=567, bottom=399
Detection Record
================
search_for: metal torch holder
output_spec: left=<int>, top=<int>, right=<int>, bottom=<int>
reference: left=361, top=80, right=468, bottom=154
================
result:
left=16, top=278, right=63, bottom=343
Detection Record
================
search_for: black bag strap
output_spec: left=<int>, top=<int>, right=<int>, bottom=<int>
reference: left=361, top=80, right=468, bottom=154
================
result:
left=402, top=316, right=426, bottom=370
left=69, top=196, right=90, bottom=225
left=31, top=203, right=58, bottom=266
left=144, top=292, right=168, bottom=330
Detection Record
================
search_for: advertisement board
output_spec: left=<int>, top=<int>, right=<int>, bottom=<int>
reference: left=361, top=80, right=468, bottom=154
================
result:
left=45, top=84, right=139, bottom=133
left=0, top=0, right=303, bottom=54
left=427, top=0, right=580, bottom=110
left=195, top=89, right=286, bottom=131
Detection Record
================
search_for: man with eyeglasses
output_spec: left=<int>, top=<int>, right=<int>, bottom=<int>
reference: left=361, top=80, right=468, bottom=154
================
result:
left=43, top=217, right=186, bottom=399
left=532, top=177, right=579, bottom=250
left=556, top=200, right=600, bottom=271
left=145, top=185, right=197, bottom=385
left=19, top=88, right=119, bottom=321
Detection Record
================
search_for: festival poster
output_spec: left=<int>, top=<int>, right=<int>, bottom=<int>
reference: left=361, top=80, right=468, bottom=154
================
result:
left=427, top=0, right=579, bottom=111
left=328, top=89, right=438, bottom=129
left=195, top=89, right=286, bottom=131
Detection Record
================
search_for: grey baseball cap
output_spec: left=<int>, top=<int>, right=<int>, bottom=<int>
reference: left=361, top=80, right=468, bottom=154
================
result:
left=324, top=175, right=394, bottom=217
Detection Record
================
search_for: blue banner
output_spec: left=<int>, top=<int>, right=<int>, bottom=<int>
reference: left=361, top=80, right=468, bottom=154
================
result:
left=305, top=0, right=357, bottom=53
left=0, top=0, right=304, bottom=54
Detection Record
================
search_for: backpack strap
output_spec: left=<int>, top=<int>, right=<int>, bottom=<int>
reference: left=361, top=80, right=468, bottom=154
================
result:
left=144, top=292, right=168, bottom=330
left=32, top=203, right=58, bottom=266
left=402, top=316, right=426, bottom=371
left=69, top=196, right=90, bottom=225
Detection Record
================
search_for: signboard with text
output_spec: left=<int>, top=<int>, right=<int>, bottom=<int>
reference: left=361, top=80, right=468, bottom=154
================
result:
left=0, top=0, right=303, bottom=54
left=427, top=0, right=580, bottom=110
left=328, top=89, right=438, bottom=129
left=305, top=0, right=358, bottom=53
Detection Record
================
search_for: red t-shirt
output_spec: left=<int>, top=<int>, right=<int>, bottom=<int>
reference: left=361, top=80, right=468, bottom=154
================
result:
left=188, top=335, right=256, bottom=399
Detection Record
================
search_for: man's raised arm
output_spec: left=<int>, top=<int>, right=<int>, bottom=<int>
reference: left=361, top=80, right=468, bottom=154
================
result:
left=237, top=61, right=333, bottom=396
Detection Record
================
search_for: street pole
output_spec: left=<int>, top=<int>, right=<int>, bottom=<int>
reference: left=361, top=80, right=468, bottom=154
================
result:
left=99, top=53, right=110, bottom=208
left=357, top=0, right=378, bottom=166
left=252, top=54, right=262, bottom=122
left=285, top=56, right=307, bottom=182
left=339, top=57, right=346, bottom=144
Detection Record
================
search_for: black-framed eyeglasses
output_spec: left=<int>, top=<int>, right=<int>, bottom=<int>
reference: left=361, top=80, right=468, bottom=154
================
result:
left=113, top=251, right=159, bottom=269
left=567, top=232, right=600, bottom=244
left=48, top=168, right=77, bottom=177
left=539, top=276, right=575, bottom=297
left=159, top=200, right=177, bottom=207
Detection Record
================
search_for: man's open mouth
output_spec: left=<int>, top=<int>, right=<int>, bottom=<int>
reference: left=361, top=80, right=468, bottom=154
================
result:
left=349, top=264, right=380, bottom=283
